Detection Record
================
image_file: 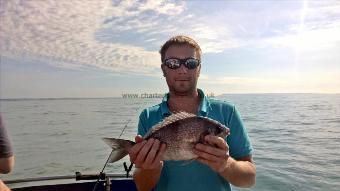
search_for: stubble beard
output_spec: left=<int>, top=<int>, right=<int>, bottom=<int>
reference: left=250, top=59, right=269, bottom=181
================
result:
left=170, top=80, right=197, bottom=96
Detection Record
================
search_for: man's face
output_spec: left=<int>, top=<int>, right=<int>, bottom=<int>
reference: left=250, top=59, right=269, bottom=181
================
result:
left=162, top=45, right=201, bottom=94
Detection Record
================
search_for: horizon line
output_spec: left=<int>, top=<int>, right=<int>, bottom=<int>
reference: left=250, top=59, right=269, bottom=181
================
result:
left=1, top=92, right=340, bottom=100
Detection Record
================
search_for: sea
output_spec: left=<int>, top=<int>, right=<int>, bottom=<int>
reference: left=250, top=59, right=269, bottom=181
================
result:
left=0, top=94, right=339, bottom=191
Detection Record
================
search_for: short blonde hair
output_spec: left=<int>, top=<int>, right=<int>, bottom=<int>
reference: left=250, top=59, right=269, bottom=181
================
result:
left=159, top=35, right=202, bottom=62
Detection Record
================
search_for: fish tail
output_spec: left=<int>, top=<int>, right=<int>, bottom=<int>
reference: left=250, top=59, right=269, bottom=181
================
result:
left=102, top=137, right=136, bottom=163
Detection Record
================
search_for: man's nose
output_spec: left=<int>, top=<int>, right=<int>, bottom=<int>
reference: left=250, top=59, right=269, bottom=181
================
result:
left=177, top=64, right=188, bottom=74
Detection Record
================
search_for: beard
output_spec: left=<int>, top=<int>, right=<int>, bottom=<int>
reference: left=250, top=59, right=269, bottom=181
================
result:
left=168, top=79, right=198, bottom=96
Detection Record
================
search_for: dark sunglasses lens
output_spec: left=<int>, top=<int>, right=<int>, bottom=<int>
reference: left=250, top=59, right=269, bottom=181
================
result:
left=165, top=59, right=180, bottom=69
left=185, top=59, right=199, bottom=69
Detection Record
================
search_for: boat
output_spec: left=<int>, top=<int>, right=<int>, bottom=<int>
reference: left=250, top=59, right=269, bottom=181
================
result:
left=5, top=171, right=137, bottom=191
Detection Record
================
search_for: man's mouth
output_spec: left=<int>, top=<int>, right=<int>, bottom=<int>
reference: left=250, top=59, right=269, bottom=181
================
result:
left=175, top=78, right=190, bottom=81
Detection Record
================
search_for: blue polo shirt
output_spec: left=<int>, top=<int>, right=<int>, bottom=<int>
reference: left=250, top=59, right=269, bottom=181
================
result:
left=137, top=89, right=253, bottom=191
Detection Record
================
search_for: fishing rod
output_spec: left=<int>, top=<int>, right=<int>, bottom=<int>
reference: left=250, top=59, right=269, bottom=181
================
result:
left=91, top=119, right=132, bottom=191
left=91, top=100, right=148, bottom=191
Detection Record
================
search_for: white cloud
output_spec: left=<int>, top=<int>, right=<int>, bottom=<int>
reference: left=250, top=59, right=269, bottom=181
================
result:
left=138, top=0, right=185, bottom=15
left=264, top=25, right=340, bottom=53
left=257, top=1, right=340, bottom=52
left=202, top=76, right=277, bottom=85
left=0, top=0, right=167, bottom=76
left=0, top=0, right=247, bottom=77
left=1, top=0, right=339, bottom=78
left=198, top=0, right=340, bottom=55
left=200, top=73, right=340, bottom=93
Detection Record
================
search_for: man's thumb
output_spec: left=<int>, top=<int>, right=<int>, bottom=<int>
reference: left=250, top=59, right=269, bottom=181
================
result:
left=135, top=135, right=143, bottom=143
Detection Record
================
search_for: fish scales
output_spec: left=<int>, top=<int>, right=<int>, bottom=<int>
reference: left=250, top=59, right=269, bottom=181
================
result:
left=103, top=112, right=230, bottom=163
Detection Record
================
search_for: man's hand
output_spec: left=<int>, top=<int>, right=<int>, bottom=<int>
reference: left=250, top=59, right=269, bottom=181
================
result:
left=193, top=135, right=256, bottom=187
left=193, top=135, right=230, bottom=173
left=129, top=135, right=167, bottom=170
left=129, top=135, right=167, bottom=191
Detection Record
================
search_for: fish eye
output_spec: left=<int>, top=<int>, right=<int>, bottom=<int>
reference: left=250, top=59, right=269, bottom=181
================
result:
left=207, top=127, right=213, bottom=134
left=208, top=127, right=218, bottom=134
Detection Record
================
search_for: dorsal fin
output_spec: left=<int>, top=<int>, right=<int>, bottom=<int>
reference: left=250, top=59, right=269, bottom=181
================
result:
left=144, top=111, right=196, bottom=138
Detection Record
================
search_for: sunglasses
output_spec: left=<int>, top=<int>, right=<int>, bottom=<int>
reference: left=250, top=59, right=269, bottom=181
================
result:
left=163, top=58, right=200, bottom=69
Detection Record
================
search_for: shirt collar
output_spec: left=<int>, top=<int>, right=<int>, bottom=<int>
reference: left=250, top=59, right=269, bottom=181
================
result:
left=160, top=89, right=210, bottom=117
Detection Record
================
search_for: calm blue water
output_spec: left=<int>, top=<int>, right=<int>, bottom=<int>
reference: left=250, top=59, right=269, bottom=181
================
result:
left=1, top=94, right=340, bottom=190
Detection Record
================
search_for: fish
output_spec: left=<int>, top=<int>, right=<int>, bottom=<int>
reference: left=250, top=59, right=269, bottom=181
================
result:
left=102, top=111, right=230, bottom=163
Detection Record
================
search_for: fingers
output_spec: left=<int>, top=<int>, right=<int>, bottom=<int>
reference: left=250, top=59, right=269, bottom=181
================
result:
left=205, top=135, right=228, bottom=150
left=194, top=135, right=229, bottom=165
left=194, top=135, right=229, bottom=158
left=134, top=138, right=155, bottom=164
left=129, top=135, right=145, bottom=158
left=193, top=135, right=231, bottom=173
left=129, top=139, right=147, bottom=156
left=130, top=138, right=166, bottom=169
left=195, top=143, right=226, bottom=157
left=151, top=143, right=167, bottom=167
left=194, top=148, right=220, bottom=162
left=144, top=139, right=160, bottom=165
left=129, top=140, right=147, bottom=162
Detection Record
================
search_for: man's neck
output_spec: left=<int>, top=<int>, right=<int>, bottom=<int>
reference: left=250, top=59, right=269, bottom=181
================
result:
left=169, top=89, right=199, bottom=99
left=167, top=89, right=200, bottom=114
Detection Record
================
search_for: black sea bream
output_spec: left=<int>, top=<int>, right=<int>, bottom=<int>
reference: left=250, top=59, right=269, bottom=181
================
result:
left=103, top=112, right=230, bottom=163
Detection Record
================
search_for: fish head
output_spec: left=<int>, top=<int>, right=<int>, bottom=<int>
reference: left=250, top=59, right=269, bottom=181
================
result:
left=204, top=119, right=230, bottom=139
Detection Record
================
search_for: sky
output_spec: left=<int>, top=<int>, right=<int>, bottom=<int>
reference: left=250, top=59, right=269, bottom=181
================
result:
left=0, top=0, right=340, bottom=98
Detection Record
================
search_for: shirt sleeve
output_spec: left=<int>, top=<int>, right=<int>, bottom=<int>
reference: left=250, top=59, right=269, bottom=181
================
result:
left=137, top=109, right=148, bottom=137
left=0, top=115, right=13, bottom=158
left=225, top=105, right=253, bottom=159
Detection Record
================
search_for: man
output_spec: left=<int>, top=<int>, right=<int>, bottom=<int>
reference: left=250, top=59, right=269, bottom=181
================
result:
left=0, top=115, right=14, bottom=174
left=0, top=115, right=14, bottom=191
left=129, top=35, right=255, bottom=191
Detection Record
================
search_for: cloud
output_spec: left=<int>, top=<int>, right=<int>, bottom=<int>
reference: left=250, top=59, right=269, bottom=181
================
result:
left=0, top=0, right=167, bottom=76
left=97, top=1, right=238, bottom=53
left=200, top=73, right=340, bottom=93
left=1, top=0, right=339, bottom=78
left=200, top=1, right=340, bottom=54
left=1, top=0, right=229, bottom=76
left=0, top=0, right=247, bottom=77
left=265, top=25, right=340, bottom=51
left=251, top=1, right=340, bottom=52
left=201, top=76, right=278, bottom=86
left=138, top=0, right=185, bottom=15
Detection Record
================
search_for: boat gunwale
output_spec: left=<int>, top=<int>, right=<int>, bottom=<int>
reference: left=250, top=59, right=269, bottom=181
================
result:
left=4, top=173, right=132, bottom=184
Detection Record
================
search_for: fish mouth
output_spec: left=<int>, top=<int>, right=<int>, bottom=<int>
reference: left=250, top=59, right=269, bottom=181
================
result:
left=219, top=128, right=230, bottom=138
left=224, top=129, right=230, bottom=137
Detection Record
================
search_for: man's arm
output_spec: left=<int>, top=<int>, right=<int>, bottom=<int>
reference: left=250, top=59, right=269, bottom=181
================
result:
left=0, top=115, right=14, bottom=174
left=219, top=155, right=255, bottom=187
left=133, top=165, right=163, bottom=191
left=129, top=136, right=166, bottom=191
left=0, top=180, right=11, bottom=191
left=194, top=135, right=256, bottom=187
left=0, top=156, right=15, bottom=174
